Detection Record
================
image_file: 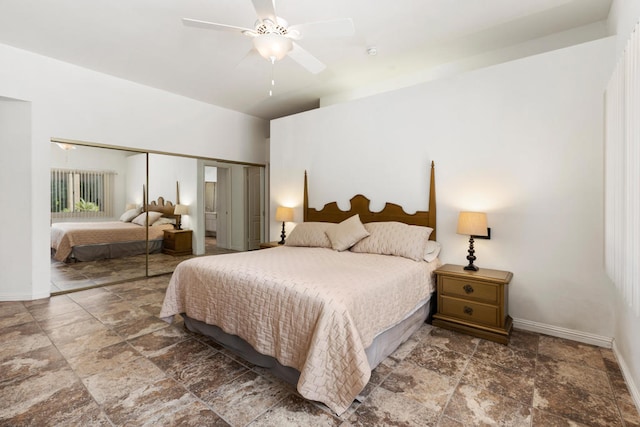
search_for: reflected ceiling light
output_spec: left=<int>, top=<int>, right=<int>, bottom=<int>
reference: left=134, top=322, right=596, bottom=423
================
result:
left=56, top=142, right=76, bottom=151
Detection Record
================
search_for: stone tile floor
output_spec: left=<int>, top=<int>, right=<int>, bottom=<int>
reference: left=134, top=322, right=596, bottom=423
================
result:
left=2, top=275, right=639, bottom=426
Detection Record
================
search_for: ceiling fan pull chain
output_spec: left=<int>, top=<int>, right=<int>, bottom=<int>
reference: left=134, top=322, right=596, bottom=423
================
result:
left=269, top=57, right=276, bottom=97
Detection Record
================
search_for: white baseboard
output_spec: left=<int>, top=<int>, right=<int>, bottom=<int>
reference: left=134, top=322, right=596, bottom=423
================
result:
left=512, top=317, right=614, bottom=348
left=0, top=291, right=50, bottom=301
left=612, top=340, right=640, bottom=415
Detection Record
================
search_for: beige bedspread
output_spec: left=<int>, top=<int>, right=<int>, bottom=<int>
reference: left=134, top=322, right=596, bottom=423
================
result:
left=51, top=221, right=170, bottom=261
left=160, top=246, right=438, bottom=415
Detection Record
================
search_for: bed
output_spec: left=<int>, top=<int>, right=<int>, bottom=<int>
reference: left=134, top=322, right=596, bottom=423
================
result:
left=160, top=163, right=439, bottom=415
left=51, top=197, right=179, bottom=262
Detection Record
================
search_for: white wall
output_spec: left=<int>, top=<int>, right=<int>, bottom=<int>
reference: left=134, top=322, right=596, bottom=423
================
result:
left=607, top=0, right=640, bottom=409
left=0, top=42, right=268, bottom=300
left=0, top=98, right=35, bottom=300
left=271, top=37, right=617, bottom=339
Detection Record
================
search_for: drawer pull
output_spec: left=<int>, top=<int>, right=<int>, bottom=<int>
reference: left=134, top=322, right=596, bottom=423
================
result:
left=463, top=306, right=473, bottom=316
left=463, top=284, right=474, bottom=294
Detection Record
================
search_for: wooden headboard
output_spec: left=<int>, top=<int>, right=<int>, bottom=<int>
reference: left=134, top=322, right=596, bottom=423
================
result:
left=303, top=161, right=437, bottom=240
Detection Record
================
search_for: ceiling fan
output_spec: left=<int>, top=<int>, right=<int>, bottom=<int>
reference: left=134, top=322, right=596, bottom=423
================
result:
left=183, top=0, right=355, bottom=75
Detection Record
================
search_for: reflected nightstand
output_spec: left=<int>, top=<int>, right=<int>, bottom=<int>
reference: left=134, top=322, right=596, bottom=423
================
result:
left=162, top=229, right=193, bottom=256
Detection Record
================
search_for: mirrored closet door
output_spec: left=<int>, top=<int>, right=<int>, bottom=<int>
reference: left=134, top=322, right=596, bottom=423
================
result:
left=50, top=144, right=148, bottom=293
left=50, top=141, right=266, bottom=295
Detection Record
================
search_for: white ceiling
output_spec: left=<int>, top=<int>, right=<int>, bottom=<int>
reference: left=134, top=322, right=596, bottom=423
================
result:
left=0, top=0, right=613, bottom=120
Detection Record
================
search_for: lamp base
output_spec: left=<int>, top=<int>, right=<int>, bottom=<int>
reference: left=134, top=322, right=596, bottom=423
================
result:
left=278, top=221, right=286, bottom=245
left=464, top=236, right=479, bottom=271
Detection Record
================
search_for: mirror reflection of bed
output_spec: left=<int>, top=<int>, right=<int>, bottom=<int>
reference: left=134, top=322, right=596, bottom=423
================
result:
left=50, top=143, right=262, bottom=295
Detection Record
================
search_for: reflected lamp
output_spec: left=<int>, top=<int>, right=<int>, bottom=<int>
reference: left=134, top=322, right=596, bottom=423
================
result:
left=174, top=204, right=189, bottom=230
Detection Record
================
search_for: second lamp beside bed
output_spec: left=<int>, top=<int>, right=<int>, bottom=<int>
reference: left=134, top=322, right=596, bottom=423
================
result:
left=275, top=206, right=294, bottom=244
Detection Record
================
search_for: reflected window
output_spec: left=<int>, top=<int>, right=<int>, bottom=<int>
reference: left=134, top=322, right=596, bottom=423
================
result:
left=51, top=168, right=115, bottom=219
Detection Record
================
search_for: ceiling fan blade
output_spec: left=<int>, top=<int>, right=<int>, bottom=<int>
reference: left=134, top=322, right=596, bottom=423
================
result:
left=251, top=0, right=277, bottom=23
left=288, top=18, right=355, bottom=40
left=287, top=42, right=326, bottom=74
left=182, top=18, right=254, bottom=35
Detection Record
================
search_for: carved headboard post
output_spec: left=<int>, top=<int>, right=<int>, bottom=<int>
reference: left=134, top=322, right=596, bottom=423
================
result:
left=303, top=171, right=309, bottom=223
left=142, top=184, right=147, bottom=212
left=429, top=161, right=437, bottom=240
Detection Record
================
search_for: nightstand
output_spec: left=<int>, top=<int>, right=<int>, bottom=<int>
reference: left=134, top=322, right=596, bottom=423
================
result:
left=162, top=229, right=193, bottom=256
left=432, top=264, right=513, bottom=344
left=259, top=241, right=282, bottom=249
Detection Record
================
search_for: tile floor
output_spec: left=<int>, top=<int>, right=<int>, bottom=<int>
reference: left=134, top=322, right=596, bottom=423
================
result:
left=2, top=275, right=639, bottom=426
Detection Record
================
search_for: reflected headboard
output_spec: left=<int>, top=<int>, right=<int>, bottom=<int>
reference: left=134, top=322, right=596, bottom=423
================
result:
left=303, top=161, right=437, bottom=240
left=147, top=196, right=181, bottom=225
left=147, top=197, right=176, bottom=216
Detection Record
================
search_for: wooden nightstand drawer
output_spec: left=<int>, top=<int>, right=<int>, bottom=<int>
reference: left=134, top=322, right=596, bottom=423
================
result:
left=441, top=277, right=498, bottom=304
left=164, top=232, right=177, bottom=249
left=440, top=296, right=499, bottom=327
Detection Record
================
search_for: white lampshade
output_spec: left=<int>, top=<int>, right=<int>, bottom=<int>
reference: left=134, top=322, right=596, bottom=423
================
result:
left=174, top=204, right=189, bottom=215
left=253, top=34, right=293, bottom=61
left=457, top=212, right=488, bottom=236
left=275, top=206, right=294, bottom=222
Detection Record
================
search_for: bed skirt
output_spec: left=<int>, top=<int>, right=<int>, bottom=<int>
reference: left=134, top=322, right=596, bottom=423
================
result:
left=182, top=296, right=432, bottom=395
left=52, top=238, right=163, bottom=262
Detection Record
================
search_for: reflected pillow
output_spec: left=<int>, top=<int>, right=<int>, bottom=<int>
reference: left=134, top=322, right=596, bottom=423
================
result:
left=152, top=217, right=176, bottom=227
left=132, top=211, right=163, bottom=226
left=119, top=207, right=141, bottom=222
left=325, top=214, right=370, bottom=251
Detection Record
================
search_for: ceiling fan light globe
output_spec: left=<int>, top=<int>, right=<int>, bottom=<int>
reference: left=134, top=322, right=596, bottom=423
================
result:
left=253, top=33, right=292, bottom=61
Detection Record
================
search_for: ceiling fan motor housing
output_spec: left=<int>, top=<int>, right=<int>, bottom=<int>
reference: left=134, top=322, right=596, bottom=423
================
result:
left=255, top=17, right=289, bottom=36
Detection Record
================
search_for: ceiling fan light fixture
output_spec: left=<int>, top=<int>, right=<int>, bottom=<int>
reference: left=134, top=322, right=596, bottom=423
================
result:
left=253, top=33, right=292, bottom=61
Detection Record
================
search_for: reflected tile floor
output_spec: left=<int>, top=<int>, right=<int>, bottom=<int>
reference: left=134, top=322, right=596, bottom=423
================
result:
left=2, top=276, right=639, bottom=426
left=50, top=236, right=236, bottom=294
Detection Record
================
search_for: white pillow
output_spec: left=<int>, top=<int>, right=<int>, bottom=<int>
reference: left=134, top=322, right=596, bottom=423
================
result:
left=119, top=207, right=141, bottom=222
left=285, top=222, right=335, bottom=248
left=351, top=222, right=433, bottom=261
left=423, top=240, right=441, bottom=263
left=132, top=211, right=163, bottom=226
left=152, top=217, right=176, bottom=227
left=325, top=214, right=370, bottom=251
